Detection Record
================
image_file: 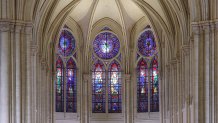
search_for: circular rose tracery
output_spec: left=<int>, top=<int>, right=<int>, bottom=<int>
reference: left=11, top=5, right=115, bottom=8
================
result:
left=58, top=30, right=75, bottom=56
left=138, top=30, right=156, bottom=57
left=93, top=32, right=120, bottom=59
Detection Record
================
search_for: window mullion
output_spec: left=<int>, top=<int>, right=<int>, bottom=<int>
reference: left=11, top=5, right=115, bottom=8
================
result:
left=106, top=70, right=109, bottom=114
left=148, top=66, right=151, bottom=114
left=64, top=67, right=67, bottom=114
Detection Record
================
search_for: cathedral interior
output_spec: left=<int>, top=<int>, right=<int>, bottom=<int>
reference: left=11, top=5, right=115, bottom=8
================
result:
left=0, top=0, right=217, bottom=123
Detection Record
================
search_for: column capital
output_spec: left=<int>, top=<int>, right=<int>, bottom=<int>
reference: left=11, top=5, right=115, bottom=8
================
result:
left=30, top=44, right=38, bottom=56
left=125, top=74, right=131, bottom=82
left=191, top=23, right=201, bottom=35
left=15, top=24, right=24, bottom=33
left=24, top=24, right=33, bottom=34
left=83, top=74, right=90, bottom=82
left=215, top=20, right=218, bottom=30
left=41, top=59, right=48, bottom=70
left=181, top=45, right=190, bottom=56
left=0, top=22, right=10, bottom=32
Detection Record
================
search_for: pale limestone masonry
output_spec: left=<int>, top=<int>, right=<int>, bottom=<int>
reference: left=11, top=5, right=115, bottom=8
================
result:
left=0, top=0, right=218, bottom=123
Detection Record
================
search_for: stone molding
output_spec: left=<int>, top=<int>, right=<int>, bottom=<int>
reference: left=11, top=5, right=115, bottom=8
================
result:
left=31, top=44, right=38, bottom=56
left=0, top=22, right=10, bottom=32
left=169, top=59, right=177, bottom=69
left=83, top=74, right=90, bottom=82
left=192, top=19, right=218, bottom=33
left=41, top=59, right=48, bottom=70
left=125, top=74, right=131, bottom=82
left=181, top=45, right=190, bottom=56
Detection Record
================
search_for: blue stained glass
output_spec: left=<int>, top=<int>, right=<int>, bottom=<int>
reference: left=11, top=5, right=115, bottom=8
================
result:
left=56, top=57, right=64, bottom=112
left=58, top=30, right=75, bottom=56
left=102, top=27, right=112, bottom=31
left=108, top=60, right=122, bottom=113
left=138, top=30, right=156, bottom=57
left=150, top=57, right=159, bottom=112
left=66, top=58, right=77, bottom=112
left=137, top=58, right=148, bottom=112
left=92, top=60, right=106, bottom=113
left=93, top=32, right=120, bottom=59
left=117, top=54, right=121, bottom=62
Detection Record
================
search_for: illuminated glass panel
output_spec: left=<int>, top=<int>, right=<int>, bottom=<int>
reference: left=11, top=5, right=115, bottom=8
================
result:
left=137, top=58, right=148, bottom=112
left=138, top=30, right=156, bottom=57
left=66, top=58, right=77, bottom=112
left=150, top=57, right=159, bottom=112
left=92, top=60, right=106, bottom=113
left=108, top=60, right=122, bottom=113
left=56, top=57, right=64, bottom=112
left=93, top=32, right=120, bottom=59
left=58, top=30, right=75, bottom=56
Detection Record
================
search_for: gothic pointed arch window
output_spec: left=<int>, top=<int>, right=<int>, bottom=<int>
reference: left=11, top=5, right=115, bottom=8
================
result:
left=55, top=29, right=77, bottom=113
left=136, top=27, right=159, bottom=113
left=92, top=31, right=122, bottom=113
left=137, top=58, right=148, bottom=112
left=150, top=57, right=159, bottom=112
left=108, top=60, right=122, bottom=113
left=56, top=57, right=64, bottom=112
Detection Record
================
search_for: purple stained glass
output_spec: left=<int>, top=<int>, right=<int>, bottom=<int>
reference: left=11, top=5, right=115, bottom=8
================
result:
left=102, top=27, right=112, bottom=31
left=92, top=60, right=106, bottom=113
left=117, top=54, right=121, bottom=62
left=150, top=57, right=159, bottom=112
left=137, top=58, right=148, bottom=112
left=93, top=32, right=120, bottom=59
left=66, top=58, right=77, bottom=112
left=56, top=57, right=64, bottom=112
left=137, top=53, right=140, bottom=60
left=58, top=30, right=75, bottom=56
left=108, top=60, right=122, bottom=113
left=138, top=30, right=156, bottom=57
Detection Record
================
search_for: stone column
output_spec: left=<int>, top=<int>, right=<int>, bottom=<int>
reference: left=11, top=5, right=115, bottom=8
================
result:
left=0, top=22, right=10, bottom=123
left=202, top=25, right=211, bottom=123
left=41, top=61, right=47, bottom=123
left=25, top=25, right=33, bottom=123
left=182, top=45, right=191, bottom=123
left=215, top=22, right=218, bottom=123
left=83, top=74, right=90, bottom=123
left=169, top=59, right=177, bottom=123
left=176, top=59, right=181, bottom=123
left=210, top=24, right=215, bottom=123
left=125, top=74, right=131, bottom=123
left=15, top=24, right=23, bottom=123
left=192, top=25, right=203, bottom=123
left=31, top=44, right=38, bottom=123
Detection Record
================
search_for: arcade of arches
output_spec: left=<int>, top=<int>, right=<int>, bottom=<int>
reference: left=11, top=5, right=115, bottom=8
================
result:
left=0, top=0, right=218, bottom=123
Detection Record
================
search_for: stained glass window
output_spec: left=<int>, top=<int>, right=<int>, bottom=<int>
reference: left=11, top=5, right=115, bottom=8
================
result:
left=92, top=60, right=106, bottom=113
left=66, top=58, right=77, bottom=112
left=58, top=30, right=75, bottom=56
left=56, top=57, right=64, bottom=112
left=150, top=57, right=159, bottom=112
left=138, top=30, right=156, bottom=57
left=93, top=32, right=120, bottom=59
left=56, top=28, right=77, bottom=113
left=137, top=58, right=148, bottom=112
left=137, top=28, right=159, bottom=113
left=108, top=60, right=122, bottom=113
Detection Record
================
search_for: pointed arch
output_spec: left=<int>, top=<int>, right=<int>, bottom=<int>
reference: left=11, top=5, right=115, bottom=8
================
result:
left=150, top=56, right=159, bottom=112
left=92, top=60, right=106, bottom=113
left=137, top=58, right=148, bottom=112
left=66, top=58, right=77, bottom=112
left=56, top=57, right=64, bottom=112
left=108, top=60, right=122, bottom=113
